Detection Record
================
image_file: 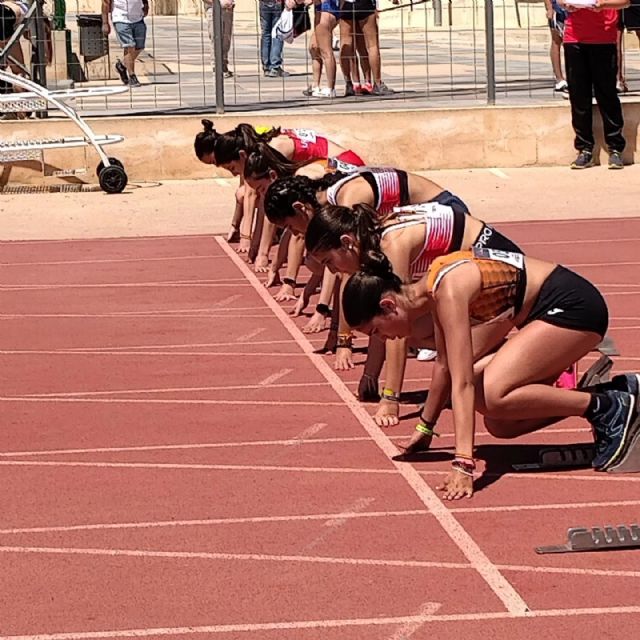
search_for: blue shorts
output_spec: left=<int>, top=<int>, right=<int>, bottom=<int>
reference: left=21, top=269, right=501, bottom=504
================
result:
left=319, top=0, right=340, bottom=18
left=114, top=19, right=147, bottom=50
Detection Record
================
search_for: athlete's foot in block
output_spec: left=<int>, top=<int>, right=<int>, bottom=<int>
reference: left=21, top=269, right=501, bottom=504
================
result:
left=302, top=311, right=328, bottom=333
left=373, top=400, right=400, bottom=427
left=254, top=254, right=270, bottom=273
left=274, top=283, right=297, bottom=302
left=334, top=347, right=355, bottom=370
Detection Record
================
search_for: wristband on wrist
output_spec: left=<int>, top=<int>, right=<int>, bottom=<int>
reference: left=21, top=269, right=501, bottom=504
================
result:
left=316, top=303, right=332, bottom=318
left=240, top=233, right=251, bottom=240
left=451, top=458, right=476, bottom=476
left=337, top=333, right=353, bottom=349
left=415, top=419, right=439, bottom=437
left=283, top=277, right=297, bottom=288
left=381, top=387, right=400, bottom=403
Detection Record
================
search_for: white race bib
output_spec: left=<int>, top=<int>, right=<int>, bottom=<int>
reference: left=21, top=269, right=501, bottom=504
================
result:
left=291, top=128, right=317, bottom=144
left=474, top=247, right=524, bottom=270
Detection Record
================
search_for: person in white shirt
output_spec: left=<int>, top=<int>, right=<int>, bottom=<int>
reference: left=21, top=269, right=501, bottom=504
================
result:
left=102, top=0, right=149, bottom=87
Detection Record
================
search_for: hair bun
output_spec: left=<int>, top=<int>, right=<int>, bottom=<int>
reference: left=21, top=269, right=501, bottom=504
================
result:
left=362, top=250, right=394, bottom=280
left=201, top=119, right=214, bottom=132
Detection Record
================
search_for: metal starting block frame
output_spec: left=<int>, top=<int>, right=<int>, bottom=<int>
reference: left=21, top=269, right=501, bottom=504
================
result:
left=512, top=444, right=595, bottom=472
left=536, top=525, right=640, bottom=554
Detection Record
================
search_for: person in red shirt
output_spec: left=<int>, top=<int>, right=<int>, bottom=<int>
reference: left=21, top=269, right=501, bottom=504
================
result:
left=559, top=0, right=629, bottom=169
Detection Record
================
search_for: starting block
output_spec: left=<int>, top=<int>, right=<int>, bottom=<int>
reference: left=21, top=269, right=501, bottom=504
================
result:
left=536, top=525, right=640, bottom=554
left=596, top=335, right=620, bottom=357
left=578, top=354, right=613, bottom=389
left=512, top=444, right=594, bottom=471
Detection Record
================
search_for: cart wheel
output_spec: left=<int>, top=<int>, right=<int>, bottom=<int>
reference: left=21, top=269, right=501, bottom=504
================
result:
left=96, top=157, right=124, bottom=177
left=99, top=165, right=128, bottom=194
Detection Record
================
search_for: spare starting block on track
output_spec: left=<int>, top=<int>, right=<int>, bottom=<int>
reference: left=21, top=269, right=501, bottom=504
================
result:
left=536, top=525, right=640, bottom=554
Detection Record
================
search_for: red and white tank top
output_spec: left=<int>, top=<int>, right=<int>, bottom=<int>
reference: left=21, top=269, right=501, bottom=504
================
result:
left=326, top=167, right=406, bottom=216
left=381, top=203, right=457, bottom=280
left=282, top=128, right=330, bottom=163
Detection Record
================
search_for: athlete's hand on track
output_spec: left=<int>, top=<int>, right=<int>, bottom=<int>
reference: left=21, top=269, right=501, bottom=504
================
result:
left=237, top=238, right=250, bottom=254
left=437, top=470, right=473, bottom=500
left=334, top=347, right=354, bottom=370
left=291, top=293, right=309, bottom=317
left=265, top=268, right=281, bottom=288
left=401, top=430, right=433, bottom=455
left=274, top=283, right=297, bottom=302
left=303, top=311, right=328, bottom=333
left=254, top=255, right=270, bottom=273
left=373, top=400, right=400, bottom=427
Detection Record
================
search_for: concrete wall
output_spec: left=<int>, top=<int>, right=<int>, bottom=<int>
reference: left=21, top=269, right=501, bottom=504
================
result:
left=1, top=102, right=638, bottom=185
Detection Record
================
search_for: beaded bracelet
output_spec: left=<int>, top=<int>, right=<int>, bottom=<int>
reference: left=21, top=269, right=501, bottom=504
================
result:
left=451, top=458, right=476, bottom=477
left=240, top=233, right=251, bottom=240
left=381, top=387, right=400, bottom=403
left=337, top=333, right=353, bottom=349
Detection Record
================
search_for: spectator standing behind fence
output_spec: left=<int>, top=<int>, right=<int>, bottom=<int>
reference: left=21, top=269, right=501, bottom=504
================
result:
left=558, top=0, right=629, bottom=169
left=260, top=0, right=291, bottom=77
left=204, top=0, right=234, bottom=78
left=102, top=0, right=149, bottom=88
left=617, top=0, right=640, bottom=92
left=304, top=0, right=339, bottom=97
left=544, top=0, right=569, bottom=95
left=338, top=0, right=394, bottom=96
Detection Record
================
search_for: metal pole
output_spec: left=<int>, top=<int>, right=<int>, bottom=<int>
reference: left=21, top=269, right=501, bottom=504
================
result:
left=212, top=0, right=225, bottom=114
left=433, top=0, right=442, bottom=27
left=484, top=0, right=495, bottom=105
left=33, top=0, right=48, bottom=118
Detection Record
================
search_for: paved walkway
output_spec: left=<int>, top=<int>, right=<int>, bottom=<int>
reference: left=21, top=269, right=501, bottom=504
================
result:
left=1, top=164, right=637, bottom=240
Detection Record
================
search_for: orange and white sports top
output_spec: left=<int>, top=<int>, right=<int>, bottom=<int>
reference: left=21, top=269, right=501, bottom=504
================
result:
left=426, top=247, right=527, bottom=324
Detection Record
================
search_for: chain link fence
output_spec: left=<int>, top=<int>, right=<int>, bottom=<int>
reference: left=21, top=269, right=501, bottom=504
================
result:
left=9, top=0, right=640, bottom=115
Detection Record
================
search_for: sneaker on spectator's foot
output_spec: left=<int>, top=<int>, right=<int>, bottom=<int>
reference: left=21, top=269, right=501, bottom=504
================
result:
left=344, top=80, right=355, bottom=97
left=554, top=79, right=568, bottom=93
left=223, top=68, right=234, bottom=78
left=302, top=86, right=318, bottom=96
left=274, top=67, right=290, bottom=77
left=266, top=68, right=279, bottom=77
left=128, top=74, right=141, bottom=88
left=616, top=79, right=628, bottom=94
left=591, top=389, right=639, bottom=470
left=319, top=87, right=337, bottom=98
left=115, top=60, right=129, bottom=85
left=361, top=81, right=373, bottom=94
left=372, top=81, right=393, bottom=96
left=416, top=349, right=438, bottom=362
left=571, top=149, right=594, bottom=169
left=332, top=35, right=339, bottom=51
left=608, top=150, right=624, bottom=170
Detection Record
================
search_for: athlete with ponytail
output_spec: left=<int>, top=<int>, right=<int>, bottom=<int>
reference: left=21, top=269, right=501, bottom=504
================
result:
left=305, top=202, right=520, bottom=426
left=342, top=250, right=638, bottom=500
left=193, top=120, right=364, bottom=262
left=263, top=168, right=471, bottom=370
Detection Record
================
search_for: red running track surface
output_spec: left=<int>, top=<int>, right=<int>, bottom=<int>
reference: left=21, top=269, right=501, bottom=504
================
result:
left=1, top=219, right=640, bottom=640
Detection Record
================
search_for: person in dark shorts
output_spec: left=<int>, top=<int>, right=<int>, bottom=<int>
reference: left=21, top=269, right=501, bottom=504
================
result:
left=342, top=247, right=640, bottom=500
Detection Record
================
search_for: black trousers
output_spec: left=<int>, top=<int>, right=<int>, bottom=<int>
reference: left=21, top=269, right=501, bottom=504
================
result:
left=564, top=43, right=625, bottom=153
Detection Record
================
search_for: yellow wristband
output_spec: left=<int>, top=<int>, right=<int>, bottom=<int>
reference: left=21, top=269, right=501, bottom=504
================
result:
left=416, top=421, right=439, bottom=437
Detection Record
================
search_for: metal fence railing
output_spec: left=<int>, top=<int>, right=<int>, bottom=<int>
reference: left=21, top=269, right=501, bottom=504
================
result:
left=6, top=0, right=640, bottom=116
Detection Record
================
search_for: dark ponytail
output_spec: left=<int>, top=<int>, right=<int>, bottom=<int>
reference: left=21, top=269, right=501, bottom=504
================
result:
left=194, top=119, right=219, bottom=161
left=243, top=141, right=300, bottom=181
left=343, top=255, right=402, bottom=329
left=305, top=203, right=384, bottom=262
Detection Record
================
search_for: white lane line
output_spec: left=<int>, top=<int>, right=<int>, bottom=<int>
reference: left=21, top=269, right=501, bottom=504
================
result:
left=0, top=509, right=430, bottom=535
left=0, top=545, right=469, bottom=570
left=499, top=565, right=640, bottom=579
left=0, top=234, right=218, bottom=245
left=522, top=237, right=640, bottom=246
left=0, top=281, right=251, bottom=291
left=0, top=397, right=341, bottom=406
left=387, top=601, right=444, bottom=640
left=0, top=350, right=307, bottom=356
left=216, top=236, right=530, bottom=616
left=0, top=313, right=275, bottom=319
left=0, top=254, right=220, bottom=267
left=258, top=369, right=293, bottom=386
left=0, top=460, right=395, bottom=474
left=14, top=380, right=329, bottom=399
left=420, top=470, right=640, bottom=483
left=3, top=606, right=640, bottom=639
left=62, top=339, right=291, bottom=351
left=235, top=328, right=266, bottom=342
left=451, top=499, right=640, bottom=513
left=567, top=260, right=640, bottom=268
